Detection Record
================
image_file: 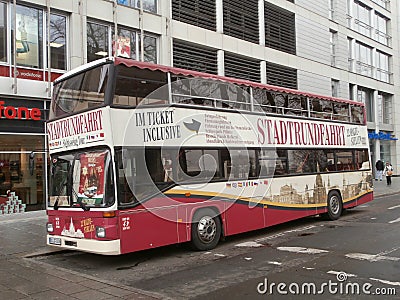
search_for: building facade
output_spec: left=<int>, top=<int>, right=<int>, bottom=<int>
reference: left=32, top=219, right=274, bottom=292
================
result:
left=0, top=0, right=398, bottom=210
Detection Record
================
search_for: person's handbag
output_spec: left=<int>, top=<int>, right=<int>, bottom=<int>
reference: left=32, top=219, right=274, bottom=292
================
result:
left=387, top=170, right=393, bottom=176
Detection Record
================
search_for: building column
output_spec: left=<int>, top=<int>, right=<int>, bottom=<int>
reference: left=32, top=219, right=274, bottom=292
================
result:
left=258, top=0, right=265, bottom=46
left=216, top=0, right=223, bottom=34
left=217, top=50, right=224, bottom=76
left=260, top=61, right=267, bottom=84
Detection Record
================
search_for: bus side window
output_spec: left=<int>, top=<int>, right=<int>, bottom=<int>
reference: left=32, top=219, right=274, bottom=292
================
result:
left=335, top=150, right=354, bottom=171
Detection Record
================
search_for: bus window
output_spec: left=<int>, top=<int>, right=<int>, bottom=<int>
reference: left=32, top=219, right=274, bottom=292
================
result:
left=336, top=150, right=354, bottom=171
left=253, top=88, right=278, bottom=113
left=114, top=65, right=168, bottom=106
left=355, top=149, right=370, bottom=170
left=288, top=150, right=329, bottom=174
left=286, top=95, right=307, bottom=116
left=325, top=150, right=336, bottom=171
left=225, top=149, right=257, bottom=179
left=181, top=149, right=221, bottom=181
left=333, top=102, right=350, bottom=121
left=351, top=105, right=364, bottom=124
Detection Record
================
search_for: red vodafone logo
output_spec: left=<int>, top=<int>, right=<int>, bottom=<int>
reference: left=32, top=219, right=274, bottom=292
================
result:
left=0, top=101, right=41, bottom=121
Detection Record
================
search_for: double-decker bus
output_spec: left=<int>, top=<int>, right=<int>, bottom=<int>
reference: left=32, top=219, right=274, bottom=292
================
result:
left=46, top=57, right=373, bottom=255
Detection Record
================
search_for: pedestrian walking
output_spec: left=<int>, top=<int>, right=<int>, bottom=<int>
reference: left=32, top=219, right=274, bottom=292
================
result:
left=375, top=159, right=384, bottom=181
left=384, top=162, right=394, bottom=186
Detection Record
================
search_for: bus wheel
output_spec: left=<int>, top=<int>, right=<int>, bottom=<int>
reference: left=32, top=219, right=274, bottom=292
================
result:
left=324, top=191, right=343, bottom=221
left=191, top=208, right=221, bottom=251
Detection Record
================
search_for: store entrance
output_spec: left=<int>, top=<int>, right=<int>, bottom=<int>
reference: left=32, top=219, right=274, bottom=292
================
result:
left=0, top=135, right=46, bottom=212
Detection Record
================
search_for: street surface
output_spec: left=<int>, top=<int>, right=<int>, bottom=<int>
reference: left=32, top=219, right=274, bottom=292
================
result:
left=1, top=180, right=399, bottom=299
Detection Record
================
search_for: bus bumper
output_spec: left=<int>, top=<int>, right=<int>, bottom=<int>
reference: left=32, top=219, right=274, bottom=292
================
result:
left=47, top=235, right=121, bottom=255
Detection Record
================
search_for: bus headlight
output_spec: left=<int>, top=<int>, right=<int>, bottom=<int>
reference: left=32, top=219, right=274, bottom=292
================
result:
left=96, top=226, right=106, bottom=238
left=47, top=223, right=54, bottom=233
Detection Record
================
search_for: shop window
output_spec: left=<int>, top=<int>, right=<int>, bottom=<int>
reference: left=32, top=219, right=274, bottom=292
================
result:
left=0, top=135, right=46, bottom=211
left=12, top=5, right=43, bottom=68
left=49, top=14, right=67, bottom=70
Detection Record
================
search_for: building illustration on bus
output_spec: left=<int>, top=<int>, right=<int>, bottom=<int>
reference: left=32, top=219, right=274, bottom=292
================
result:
left=46, top=57, right=373, bottom=255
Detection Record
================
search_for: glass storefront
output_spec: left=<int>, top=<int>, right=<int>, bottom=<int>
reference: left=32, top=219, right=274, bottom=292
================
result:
left=0, top=135, right=46, bottom=211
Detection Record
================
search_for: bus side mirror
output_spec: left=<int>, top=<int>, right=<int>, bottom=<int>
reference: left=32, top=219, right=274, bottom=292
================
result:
left=29, top=151, right=35, bottom=176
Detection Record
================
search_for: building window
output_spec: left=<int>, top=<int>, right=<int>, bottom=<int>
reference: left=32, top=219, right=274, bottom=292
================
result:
left=330, top=30, right=337, bottom=66
left=265, top=2, right=296, bottom=55
left=141, top=34, right=157, bottom=63
left=88, top=22, right=158, bottom=63
left=173, top=40, right=217, bottom=74
left=379, top=92, right=392, bottom=124
left=0, top=2, right=6, bottom=63
left=353, top=1, right=372, bottom=37
left=266, top=62, right=297, bottom=89
left=223, top=0, right=259, bottom=44
left=117, top=0, right=157, bottom=14
left=376, top=51, right=390, bottom=83
left=331, top=79, right=339, bottom=97
left=372, top=0, right=390, bottom=10
left=329, top=0, right=335, bottom=20
left=375, top=13, right=390, bottom=46
left=225, top=52, right=260, bottom=82
left=355, top=42, right=372, bottom=77
left=87, top=22, right=109, bottom=63
left=357, top=87, right=374, bottom=122
left=348, top=38, right=354, bottom=71
left=12, top=5, right=43, bottom=68
left=114, top=28, right=138, bottom=59
left=172, top=0, right=216, bottom=31
left=380, top=141, right=391, bottom=164
left=49, top=14, right=67, bottom=70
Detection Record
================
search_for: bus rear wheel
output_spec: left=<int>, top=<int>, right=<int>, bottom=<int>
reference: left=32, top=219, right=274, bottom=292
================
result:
left=324, top=191, right=343, bottom=221
left=191, top=208, right=221, bottom=251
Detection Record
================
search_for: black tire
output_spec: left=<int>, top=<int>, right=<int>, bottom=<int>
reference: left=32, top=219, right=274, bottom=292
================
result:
left=324, top=191, right=343, bottom=221
left=190, top=208, right=222, bottom=251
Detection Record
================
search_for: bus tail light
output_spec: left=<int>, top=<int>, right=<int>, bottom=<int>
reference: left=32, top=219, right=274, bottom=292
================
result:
left=47, top=222, right=54, bottom=233
left=103, top=211, right=116, bottom=218
left=96, top=226, right=106, bottom=238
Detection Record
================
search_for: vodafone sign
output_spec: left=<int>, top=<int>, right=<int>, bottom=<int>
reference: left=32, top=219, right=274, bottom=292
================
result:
left=0, top=101, right=41, bottom=121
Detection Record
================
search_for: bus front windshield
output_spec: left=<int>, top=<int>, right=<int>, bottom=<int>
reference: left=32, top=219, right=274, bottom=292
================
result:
left=49, top=149, right=114, bottom=209
left=50, top=63, right=112, bottom=119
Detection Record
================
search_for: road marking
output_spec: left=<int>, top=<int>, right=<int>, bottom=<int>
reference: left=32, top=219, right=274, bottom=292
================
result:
left=370, top=217, right=377, bottom=220
left=369, top=278, right=400, bottom=286
left=388, top=205, right=400, bottom=210
left=327, top=270, right=357, bottom=278
left=284, top=225, right=316, bottom=233
left=235, top=241, right=263, bottom=247
left=303, top=267, right=315, bottom=270
left=388, top=217, right=400, bottom=224
left=267, top=261, right=282, bottom=265
left=244, top=257, right=252, bottom=261
left=277, top=246, right=329, bottom=254
left=214, top=253, right=226, bottom=257
left=255, top=233, right=285, bottom=242
left=345, top=253, right=400, bottom=262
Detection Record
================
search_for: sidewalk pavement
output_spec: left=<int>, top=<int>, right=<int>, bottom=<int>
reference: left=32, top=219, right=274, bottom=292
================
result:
left=0, top=179, right=398, bottom=299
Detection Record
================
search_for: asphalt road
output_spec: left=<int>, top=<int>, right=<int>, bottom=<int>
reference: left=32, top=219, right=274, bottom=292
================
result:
left=30, top=192, right=400, bottom=299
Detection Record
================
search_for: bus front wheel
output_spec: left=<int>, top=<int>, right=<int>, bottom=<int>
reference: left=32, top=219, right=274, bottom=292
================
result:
left=191, top=208, right=222, bottom=251
left=324, top=191, right=343, bottom=221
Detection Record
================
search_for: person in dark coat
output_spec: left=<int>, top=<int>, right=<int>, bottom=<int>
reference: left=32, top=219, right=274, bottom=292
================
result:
left=375, top=159, right=384, bottom=181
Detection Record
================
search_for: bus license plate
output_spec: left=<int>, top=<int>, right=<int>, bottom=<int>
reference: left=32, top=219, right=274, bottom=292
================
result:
left=49, top=237, right=61, bottom=245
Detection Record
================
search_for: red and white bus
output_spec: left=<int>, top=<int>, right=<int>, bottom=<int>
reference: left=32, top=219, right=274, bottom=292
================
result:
left=46, top=57, right=373, bottom=255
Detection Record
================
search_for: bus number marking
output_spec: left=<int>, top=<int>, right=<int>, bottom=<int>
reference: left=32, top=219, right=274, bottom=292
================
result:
left=122, top=217, right=131, bottom=231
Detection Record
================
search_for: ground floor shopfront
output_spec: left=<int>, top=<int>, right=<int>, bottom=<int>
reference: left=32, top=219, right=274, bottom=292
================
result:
left=0, top=97, right=48, bottom=212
